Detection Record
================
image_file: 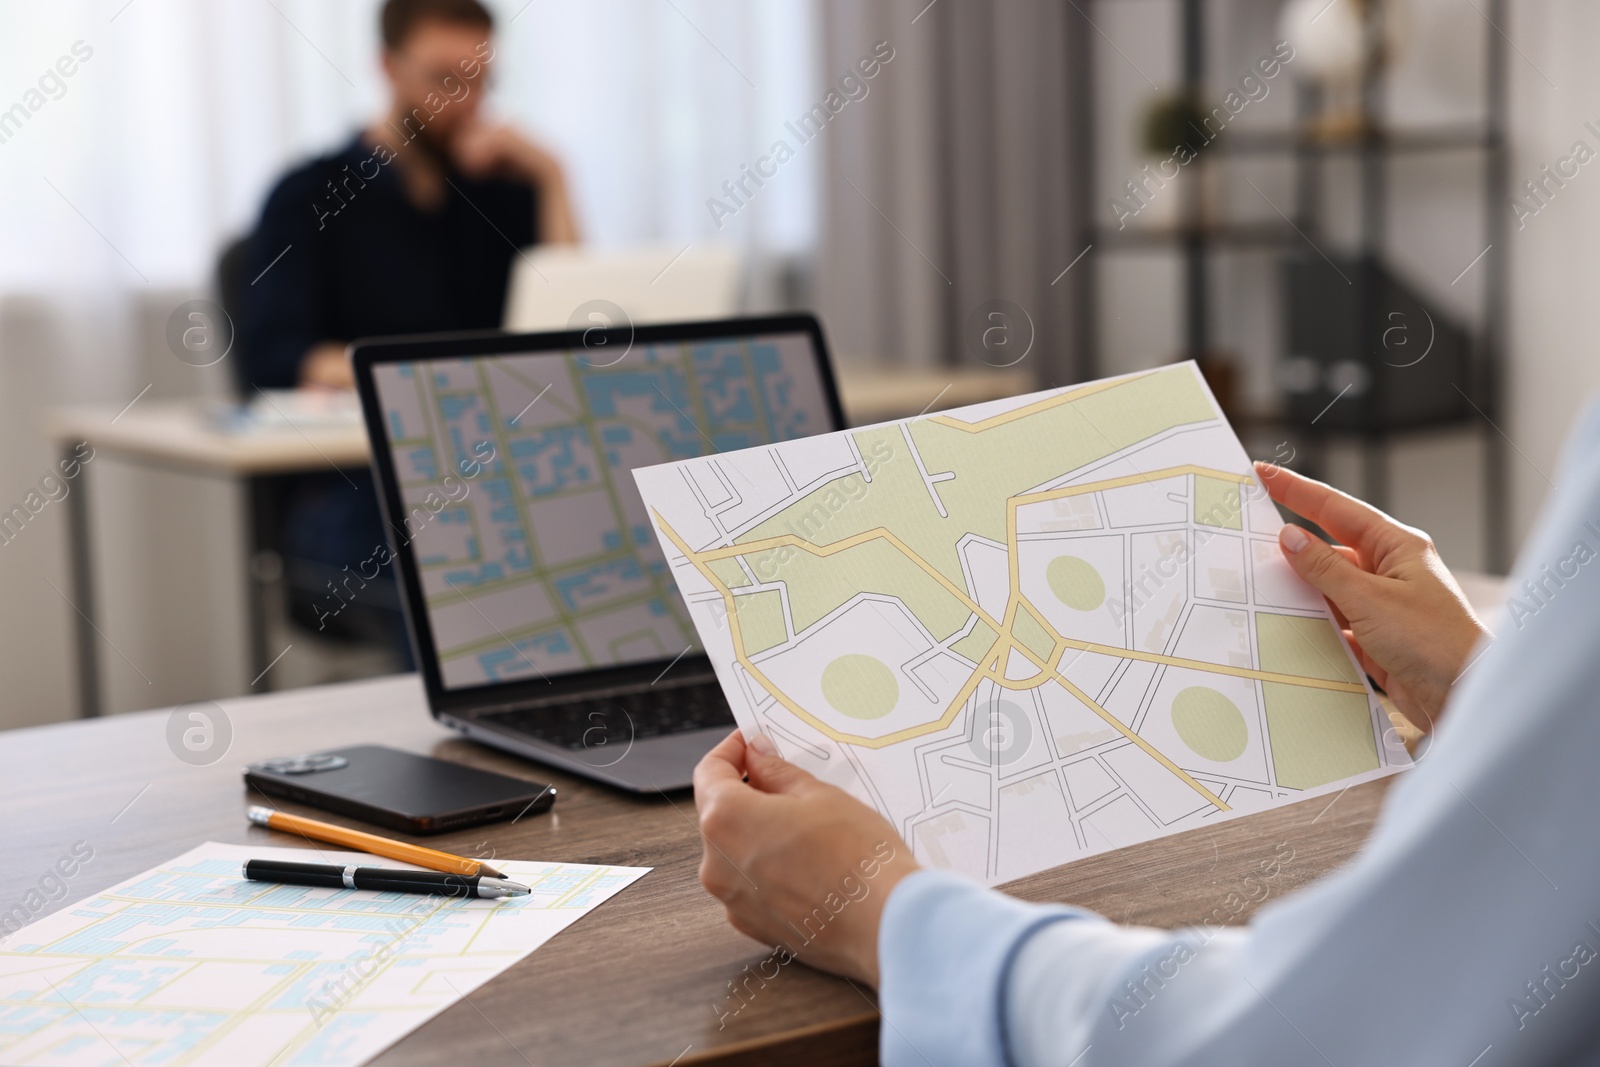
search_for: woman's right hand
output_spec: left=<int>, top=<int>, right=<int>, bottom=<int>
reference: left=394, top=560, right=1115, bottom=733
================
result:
left=1255, top=462, right=1490, bottom=734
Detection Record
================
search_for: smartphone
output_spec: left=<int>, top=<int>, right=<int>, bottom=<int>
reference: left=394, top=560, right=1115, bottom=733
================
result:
left=243, top=744, right=555, bottom=834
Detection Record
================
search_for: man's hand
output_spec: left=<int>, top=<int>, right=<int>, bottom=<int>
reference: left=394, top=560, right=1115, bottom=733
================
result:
left=299, top=342, right=353, bottom=390
left=451, top=120, right=553, bottom=182
left=1256, top=462, right=1490, bottom=732
left=693, top=730, right=921, bottom=987
left=449, top=121, right=579, bottom=244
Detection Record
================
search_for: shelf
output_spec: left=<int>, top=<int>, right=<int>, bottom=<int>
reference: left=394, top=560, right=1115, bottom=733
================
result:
left=1069, top=0, right=1513, bottom=567
left=1092, top=222, right=1302, bottom=250
left=1210, top=126, right=1497, bottom=157
left=1230, top=408, right=1484, bottom=438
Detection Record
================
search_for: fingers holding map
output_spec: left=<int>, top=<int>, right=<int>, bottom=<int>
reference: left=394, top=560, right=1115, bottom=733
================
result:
left=633, top=362, right=1410, bottom=885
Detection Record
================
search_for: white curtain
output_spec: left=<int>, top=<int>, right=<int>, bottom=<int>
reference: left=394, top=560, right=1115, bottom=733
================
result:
left=812, top=0, right=1081, bottom=377
left=0, top=0, right=820, bottom=725
left=0, top=0, right=818, bottom=288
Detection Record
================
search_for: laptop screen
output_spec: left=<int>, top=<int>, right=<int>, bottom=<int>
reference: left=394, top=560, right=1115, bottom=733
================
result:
left=368, top=326, right=837, bottom=691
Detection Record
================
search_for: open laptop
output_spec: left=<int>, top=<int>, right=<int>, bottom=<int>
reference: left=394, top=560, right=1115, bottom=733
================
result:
left=502, top=243, right=743, bottom=332
left=352, top=315, right=845, bottom=792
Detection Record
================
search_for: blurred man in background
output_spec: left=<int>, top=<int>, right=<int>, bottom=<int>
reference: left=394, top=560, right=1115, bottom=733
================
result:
left=237, top=0, right=576, bottom=658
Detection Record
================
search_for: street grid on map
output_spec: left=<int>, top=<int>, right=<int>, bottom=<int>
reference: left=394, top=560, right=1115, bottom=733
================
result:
left=0, top=843, right=648, bottom=1067
left=636, top=363, right=1409, bottom=884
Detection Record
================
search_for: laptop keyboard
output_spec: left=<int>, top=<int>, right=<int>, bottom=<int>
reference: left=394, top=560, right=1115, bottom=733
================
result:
left=480, top=680, right=735, bottom=751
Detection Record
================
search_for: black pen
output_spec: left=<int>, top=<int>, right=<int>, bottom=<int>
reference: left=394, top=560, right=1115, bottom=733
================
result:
left=243, top=859, right=530, bottom=899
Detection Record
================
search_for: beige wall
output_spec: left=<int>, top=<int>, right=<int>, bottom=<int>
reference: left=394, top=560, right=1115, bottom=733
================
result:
left=0, top=291, right=249, bottom=729
left=1505, top=1, right=1600, bottom=549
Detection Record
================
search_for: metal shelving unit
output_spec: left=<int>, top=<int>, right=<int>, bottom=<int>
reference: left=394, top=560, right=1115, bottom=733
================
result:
left=1069, top=0, right=1511, bottom=570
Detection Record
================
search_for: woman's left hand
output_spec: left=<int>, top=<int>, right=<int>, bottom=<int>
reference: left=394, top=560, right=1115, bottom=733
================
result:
left=693, top=730, right=922, bottom=987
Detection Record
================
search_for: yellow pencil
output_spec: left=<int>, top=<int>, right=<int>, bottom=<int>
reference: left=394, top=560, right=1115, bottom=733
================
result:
left=246, top=806, right=506, bottom=878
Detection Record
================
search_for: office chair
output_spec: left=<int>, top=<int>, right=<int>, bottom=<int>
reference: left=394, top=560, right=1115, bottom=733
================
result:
left=214, top=236, right=410, bottom=662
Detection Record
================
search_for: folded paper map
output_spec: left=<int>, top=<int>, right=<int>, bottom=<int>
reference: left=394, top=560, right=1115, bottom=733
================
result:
left=634, top=362, right=1408, bottom=884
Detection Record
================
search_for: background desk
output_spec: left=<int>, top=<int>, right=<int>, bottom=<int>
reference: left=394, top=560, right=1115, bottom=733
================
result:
left=48, top=401, right=371, bottom=719
left=2, top=565, right=1508, bottom=1067
left=46, top=367, right=1033, bottom=718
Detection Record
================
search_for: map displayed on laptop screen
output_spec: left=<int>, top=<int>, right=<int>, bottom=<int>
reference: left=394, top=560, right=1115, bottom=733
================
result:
left=370, top=333, right=832, bottom=690
left=633, top=363, right=1412, bottom=885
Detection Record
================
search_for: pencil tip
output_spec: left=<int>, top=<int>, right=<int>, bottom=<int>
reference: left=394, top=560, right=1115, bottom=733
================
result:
left=476, top=863, right=505, bottom=878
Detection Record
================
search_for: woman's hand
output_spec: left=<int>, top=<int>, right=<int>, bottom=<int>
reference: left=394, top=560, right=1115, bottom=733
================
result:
left=693, top=730, right=921, bottom=987
left=1256, top=462, right=1490, bottom=732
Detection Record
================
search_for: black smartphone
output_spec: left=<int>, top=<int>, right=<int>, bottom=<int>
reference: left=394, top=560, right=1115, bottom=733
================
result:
left=243, top=744, right=555, bottom=834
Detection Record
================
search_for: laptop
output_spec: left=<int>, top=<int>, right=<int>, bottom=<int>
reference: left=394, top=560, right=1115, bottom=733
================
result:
left=352, top=315, right=845, bottom=792
left=502, top=243, right=743, bottom=332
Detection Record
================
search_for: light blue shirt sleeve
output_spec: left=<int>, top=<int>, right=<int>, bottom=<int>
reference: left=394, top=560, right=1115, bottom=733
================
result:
left=878, top=399, right=1600, bottom=1067
left=876, top=869, right=1097, bottom=1067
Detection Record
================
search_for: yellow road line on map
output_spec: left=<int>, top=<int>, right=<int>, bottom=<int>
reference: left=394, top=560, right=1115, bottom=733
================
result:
left=980, top=641, right=1229, bottom=812
left=654, top=457, right=1356, bottom=807
left=1010, top=464, right=1250, bottom=508
left=923, top=373, right=1137, bottom=433
left=654, top=511, right=988, bottom=749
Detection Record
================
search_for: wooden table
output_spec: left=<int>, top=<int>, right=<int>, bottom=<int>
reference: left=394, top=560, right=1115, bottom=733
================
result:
left=2, top=676, right=1391, bottom=1066
left=0, top=555, right=1503, bottom=1067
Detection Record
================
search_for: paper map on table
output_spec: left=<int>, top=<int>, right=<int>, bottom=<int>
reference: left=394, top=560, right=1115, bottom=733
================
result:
left=0, top=843, right=648, bottom=1066
left=634, top=362, right=1409, bottom=884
